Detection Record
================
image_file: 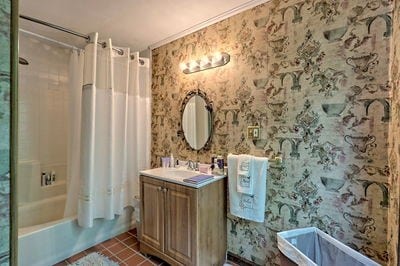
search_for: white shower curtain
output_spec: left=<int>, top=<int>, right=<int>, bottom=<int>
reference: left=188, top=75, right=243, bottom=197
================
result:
left=127, top=53, right=151, bottom=199
left=65, top=32, right=151, bottom=227
left=64, top=49, right=84, bottom=217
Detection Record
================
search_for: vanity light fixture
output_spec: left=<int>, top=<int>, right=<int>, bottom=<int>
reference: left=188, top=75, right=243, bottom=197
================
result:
left=180, top=52, right=230, bottom=74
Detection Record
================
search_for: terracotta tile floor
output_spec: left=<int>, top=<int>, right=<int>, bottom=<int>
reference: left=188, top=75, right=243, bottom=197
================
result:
left=53, top=228, right=168, bottom=266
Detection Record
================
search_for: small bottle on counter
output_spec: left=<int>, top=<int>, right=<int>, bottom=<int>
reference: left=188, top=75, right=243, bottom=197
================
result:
left=170, top=153, right=174, bottom=168
left=210, top=155, right=216, bottom=172
left=217, top=155, right=224, bottom=169
left=212, top=155, right=225, bottom=175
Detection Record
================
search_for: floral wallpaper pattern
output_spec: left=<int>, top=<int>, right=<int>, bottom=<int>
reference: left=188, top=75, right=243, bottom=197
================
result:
left=387, top=0, right=400, bottom=265
left=0, top=0, right=11, bottom=264
left=151, top=0, right=396, bottom=265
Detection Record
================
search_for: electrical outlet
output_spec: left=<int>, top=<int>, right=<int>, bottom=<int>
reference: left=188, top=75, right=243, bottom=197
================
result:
left=247, top=126, right=260, bottom=140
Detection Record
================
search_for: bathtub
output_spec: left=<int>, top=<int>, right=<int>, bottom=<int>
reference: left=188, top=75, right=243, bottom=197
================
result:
left=18, top=194, right=67, bottom=228
left=18, top=207, right=135, bottom=266
left=17, top=159, right=136, bottom=265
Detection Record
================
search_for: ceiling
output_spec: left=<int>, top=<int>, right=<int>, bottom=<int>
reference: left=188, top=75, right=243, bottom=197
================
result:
left=20, top=0, right=264, bottom=52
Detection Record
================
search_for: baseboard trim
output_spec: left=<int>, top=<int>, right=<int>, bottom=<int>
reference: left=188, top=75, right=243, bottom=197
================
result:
left=227, top=252, right=259, bottom=266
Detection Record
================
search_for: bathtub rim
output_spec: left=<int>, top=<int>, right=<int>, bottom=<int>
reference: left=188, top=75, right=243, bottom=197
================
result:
left=18, top=207, right=135, bottom=266
left=17, top=193, right=67, bottom=229
left=18, top=215, right=74, bottom=237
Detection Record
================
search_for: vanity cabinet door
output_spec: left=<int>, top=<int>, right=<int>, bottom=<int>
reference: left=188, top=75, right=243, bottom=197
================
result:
left=164, top=182, right=197, bottom=265
left=140, top=176, right=165, bottom=252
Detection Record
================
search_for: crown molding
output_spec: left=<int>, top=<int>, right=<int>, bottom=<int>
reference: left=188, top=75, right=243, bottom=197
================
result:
left=149, top=0, right=271, bottom=50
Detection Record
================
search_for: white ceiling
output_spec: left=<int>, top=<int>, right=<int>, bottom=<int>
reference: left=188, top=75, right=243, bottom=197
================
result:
left=20, top=0, right=264, bottom=52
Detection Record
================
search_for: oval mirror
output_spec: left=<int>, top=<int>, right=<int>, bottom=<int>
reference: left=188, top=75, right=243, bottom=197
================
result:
left=181, top=91, right=213, bottom=150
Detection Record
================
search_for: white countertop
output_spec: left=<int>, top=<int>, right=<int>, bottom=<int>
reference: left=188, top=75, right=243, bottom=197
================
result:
left=139, top=167, right=226, bottom=188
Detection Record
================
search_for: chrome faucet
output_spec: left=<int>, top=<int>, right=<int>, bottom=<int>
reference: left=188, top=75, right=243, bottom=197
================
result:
left=187, top=160, right=198, bottom=171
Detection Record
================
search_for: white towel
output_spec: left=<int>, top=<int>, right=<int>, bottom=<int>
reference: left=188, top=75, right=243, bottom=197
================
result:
left=237, top=154, right=254, bottom=195
left=228, top=154, right=268, bottom=223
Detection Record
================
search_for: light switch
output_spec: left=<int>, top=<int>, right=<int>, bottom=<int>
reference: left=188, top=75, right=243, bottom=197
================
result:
left=247, top=126, right=260, bottom=140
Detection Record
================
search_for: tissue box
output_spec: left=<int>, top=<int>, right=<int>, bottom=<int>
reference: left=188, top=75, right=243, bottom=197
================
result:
left=198, top=163, right=210, bottom=174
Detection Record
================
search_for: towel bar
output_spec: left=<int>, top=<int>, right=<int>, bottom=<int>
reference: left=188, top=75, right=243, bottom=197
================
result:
left=269, top=156, right=283, bottom=164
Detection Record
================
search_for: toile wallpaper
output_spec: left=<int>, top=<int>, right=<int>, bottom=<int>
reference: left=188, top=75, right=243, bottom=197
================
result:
left=0, top=0, right=11, bottom=264
left=151, top=0, right=397, bottom=265
left=387, top=0, right=400, bottom=265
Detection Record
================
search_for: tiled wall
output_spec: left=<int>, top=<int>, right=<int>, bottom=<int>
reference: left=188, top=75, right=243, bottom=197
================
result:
left=0, top=0, right=11, bottom=264
left=18, top=33, right=69, bottom=209
left=151, top=0, right=396, bottom=265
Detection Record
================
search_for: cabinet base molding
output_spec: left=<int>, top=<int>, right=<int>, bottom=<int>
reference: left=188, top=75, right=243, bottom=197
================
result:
left=140, top=175, right=227, bottom=266
left=227, top=252, right=259, bottom=266
left=140, top=241, right=183, bottom=266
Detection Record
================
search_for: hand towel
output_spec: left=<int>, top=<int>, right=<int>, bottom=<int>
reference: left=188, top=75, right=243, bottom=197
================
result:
left=183, top=174, right=213, bottom=184
left=228, top=154, right=268, bottom=223
left=236, top=154, right=254, bottom=195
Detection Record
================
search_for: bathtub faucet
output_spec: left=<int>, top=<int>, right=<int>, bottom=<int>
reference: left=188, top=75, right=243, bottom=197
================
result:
left=41, top=171, right=56, bottom=186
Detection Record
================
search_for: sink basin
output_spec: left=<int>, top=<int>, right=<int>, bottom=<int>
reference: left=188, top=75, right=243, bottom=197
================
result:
left=140, top=167, right=225, bottom=188
left=165, top=169, right=199, bottom=179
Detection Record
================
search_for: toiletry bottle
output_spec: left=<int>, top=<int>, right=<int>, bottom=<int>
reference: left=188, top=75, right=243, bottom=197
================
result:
left=217, top=155, right=224, bottom=174
left=210, top=156, right=215, bottom=172
left=170, top=153, right=174, bottom=168
left=211, top=155, right=222, bottom=175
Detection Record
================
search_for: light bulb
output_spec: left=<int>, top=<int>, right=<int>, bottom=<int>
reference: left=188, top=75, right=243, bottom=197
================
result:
left=179, top=62, right=188, bottom=71
left=200, top=56, right=210, bottom=67
left=189, top=60, right=199, bottom=70
left=180, top=52, right=230, bottom=74
left=212, top=52, right=223, bottom=64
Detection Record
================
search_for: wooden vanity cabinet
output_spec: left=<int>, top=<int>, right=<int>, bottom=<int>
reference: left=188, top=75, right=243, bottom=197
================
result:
left=139, top=175, right=226, bottom=266
left=140, top=177, right=165, bottom=251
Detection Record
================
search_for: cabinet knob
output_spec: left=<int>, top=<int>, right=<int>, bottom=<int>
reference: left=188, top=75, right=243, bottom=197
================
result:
left=162, top=188, right=168, bottom=193
left=157, top=186, right=162, bottom=191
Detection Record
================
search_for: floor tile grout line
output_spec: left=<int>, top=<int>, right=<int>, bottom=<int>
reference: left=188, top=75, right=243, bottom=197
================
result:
left=115, top=245, right=140, bottom=261
left=127, top=232, right=137, bottom=238
left=111, top=243, right=141, bottom=263
left=115, top=233, right=134, bottom=242
left=115, top=236, right=140, bottom=253
left=102, top=244, right=124, bottom=259
left=121, top=252, right=141, bottom=264
left=60, top=231, right=143, bottom=266
left=122, top=247, right=148, bottom=262
left=104, top=237, right=136, bottom=256
left=137, top=258, right=157, bottom=266
left=115, top=234, right=138, bottom=246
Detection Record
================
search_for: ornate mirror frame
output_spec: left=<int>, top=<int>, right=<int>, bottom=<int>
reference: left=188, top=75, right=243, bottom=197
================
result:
left=179, top=89, right=213, bottom=151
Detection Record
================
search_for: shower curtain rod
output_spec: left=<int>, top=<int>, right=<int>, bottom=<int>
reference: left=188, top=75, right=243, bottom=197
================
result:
left=20, top=14, right=124, bottom=55
left=20, top=28, right=82, bottom=51
left=130, top=54, right=145, bottom=65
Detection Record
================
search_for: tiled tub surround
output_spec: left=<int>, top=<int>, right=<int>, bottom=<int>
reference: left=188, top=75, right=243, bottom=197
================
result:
left=18, top=32, right=70, bottom=228
left=0, top=0, right=11, bottom=264
left=151, top=0, right=396, bottom=265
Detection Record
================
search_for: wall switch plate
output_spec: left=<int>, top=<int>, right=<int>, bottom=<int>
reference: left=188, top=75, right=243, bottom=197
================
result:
left=247, top=126, right=260, bottom=140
